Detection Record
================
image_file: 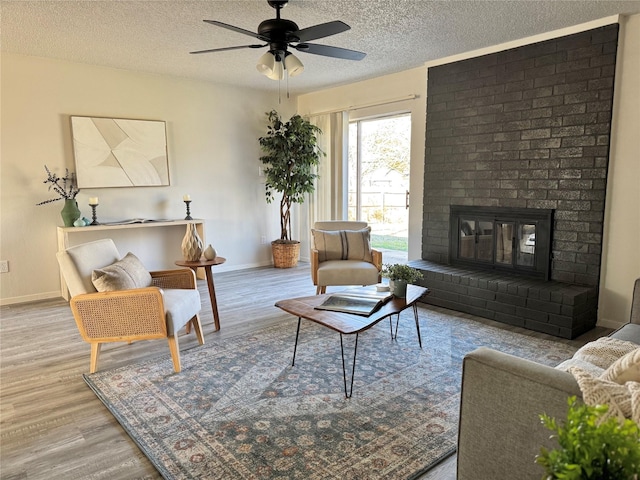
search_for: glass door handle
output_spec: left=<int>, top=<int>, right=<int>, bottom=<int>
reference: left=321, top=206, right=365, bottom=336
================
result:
left=405, top=190, right=410, bottom=209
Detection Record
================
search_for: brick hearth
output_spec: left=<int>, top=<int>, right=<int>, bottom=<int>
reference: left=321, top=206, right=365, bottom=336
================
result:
left=411, top=260, right=597, bottom=339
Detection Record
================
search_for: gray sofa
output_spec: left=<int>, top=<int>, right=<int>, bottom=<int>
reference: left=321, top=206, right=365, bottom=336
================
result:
left=457, top=278, right=640, bottom=480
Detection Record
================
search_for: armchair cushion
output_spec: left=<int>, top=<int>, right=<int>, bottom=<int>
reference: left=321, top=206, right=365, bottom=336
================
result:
left=316, top=260, right=380, bottom=287
left=63, top=238, right=121, bottom=296
left=91, top=252, right=153, bottom=292
left=312, top=228, right=373, bottom=263
left=162, top=289, right=201, bottom=336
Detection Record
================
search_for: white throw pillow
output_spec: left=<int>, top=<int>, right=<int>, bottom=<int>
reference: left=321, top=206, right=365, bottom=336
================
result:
left=312, top=228, right=373, bottom=263
left=601, top=348, right=640, bottom=384
left=91, top=252, right=152, bottom=292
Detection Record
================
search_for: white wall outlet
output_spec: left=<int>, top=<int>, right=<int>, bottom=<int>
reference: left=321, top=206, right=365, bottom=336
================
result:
left=0, top=260, right=9, bottom=273
left=260, top=235, right=267, bottom=245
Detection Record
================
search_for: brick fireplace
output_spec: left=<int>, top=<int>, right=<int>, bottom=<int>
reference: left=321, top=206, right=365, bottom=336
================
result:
left=412, top=24, right=618, bottom=338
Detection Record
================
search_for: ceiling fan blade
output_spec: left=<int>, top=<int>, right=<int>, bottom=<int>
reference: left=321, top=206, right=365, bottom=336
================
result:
left=190, top=44, right=266, bottom=55
left=294, top=43, right=366, bottom=61
left=203, top=20, right=269, bottom=42
left=292, top=21, right=351, bottom=42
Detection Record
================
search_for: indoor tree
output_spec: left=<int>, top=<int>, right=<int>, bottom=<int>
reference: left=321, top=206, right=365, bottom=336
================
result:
left=259, top=110, right=323, bottom=266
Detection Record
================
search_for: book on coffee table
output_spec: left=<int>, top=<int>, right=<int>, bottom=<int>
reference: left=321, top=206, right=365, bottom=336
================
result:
left=315, top=286, right=394, bottom=316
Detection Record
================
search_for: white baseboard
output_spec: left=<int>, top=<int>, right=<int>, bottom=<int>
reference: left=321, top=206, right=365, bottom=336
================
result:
left=0, top=291, right=62, bottom=306
left=597, top=318, right=626, bottom=330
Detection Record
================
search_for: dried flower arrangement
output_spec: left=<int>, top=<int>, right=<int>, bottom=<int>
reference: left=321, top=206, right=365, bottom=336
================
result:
left=36, top=165, right=80, bottom=205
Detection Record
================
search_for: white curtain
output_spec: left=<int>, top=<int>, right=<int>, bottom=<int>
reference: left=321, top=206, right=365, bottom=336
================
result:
left=307, top=111, right=347, bottom=225
left=297, top=111, right=347, bottom=261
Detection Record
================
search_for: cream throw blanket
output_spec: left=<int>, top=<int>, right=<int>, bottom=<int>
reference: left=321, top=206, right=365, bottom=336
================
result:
left=557, top=337, right=640, bottom=424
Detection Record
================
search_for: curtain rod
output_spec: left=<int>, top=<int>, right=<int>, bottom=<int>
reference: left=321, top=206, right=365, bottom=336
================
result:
left=304, top=94, right=418, bottom=117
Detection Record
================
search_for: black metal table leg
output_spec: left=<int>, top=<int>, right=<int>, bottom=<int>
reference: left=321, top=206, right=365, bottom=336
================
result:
left=340, top=332, right=359, bottom=398
left=291, top=317, right=302, bottom=366
left=390, top=314, right=400, bottom=340
left=413, top=303, right=422, bottom=349
left=390, top=308, right=422, bottom=348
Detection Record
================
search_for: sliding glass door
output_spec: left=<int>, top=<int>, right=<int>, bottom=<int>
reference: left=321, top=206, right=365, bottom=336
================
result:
left=348, top=113, right=411, bottom=257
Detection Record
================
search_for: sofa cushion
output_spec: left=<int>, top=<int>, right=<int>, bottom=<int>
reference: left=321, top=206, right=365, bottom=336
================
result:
left=555, top=357, right=604, bottom=377
left=91, top=252, right=152, bottom=292
left=601, top=348, right=640, bottom=384
left=312, top=228, right=373, bottom=263
left=611, top=323, right=640, bottom=344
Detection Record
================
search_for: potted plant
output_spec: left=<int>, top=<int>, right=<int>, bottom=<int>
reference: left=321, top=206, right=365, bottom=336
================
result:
left=536, top=396, right=640, bottom=479
left=381, top=263, right=423, bottom=298
left=259, top=110, right=324, bottom=268
left=36, top=165, right=81, bottom=227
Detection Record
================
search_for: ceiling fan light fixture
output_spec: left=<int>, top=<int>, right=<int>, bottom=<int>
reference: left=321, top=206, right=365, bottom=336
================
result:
left=256, top=51, right=277, bottom=76
left=265, top=58, right=285, bottom=80
left=284, top=52, right=304, bottom=77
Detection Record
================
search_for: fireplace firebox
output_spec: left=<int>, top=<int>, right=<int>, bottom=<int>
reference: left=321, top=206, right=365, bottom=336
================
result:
left=449, top=206, right=553, bottom=280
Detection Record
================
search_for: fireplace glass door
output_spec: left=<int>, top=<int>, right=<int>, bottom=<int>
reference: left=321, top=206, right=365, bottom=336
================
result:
left=450, top=206, right=552, bottom=280
left=495, top=222, right=514, bottom=265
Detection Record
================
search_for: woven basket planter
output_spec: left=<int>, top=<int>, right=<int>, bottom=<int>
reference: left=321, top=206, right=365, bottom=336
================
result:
left=271, top=241, right=300, bottom=269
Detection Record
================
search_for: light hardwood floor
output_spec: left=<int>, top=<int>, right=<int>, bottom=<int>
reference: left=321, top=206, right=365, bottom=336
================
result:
left=0, top=263, right=609, bottom=479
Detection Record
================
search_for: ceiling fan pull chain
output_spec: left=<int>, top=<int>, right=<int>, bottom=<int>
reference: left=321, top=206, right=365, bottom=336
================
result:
left=285, top=58, right=290, bottom=99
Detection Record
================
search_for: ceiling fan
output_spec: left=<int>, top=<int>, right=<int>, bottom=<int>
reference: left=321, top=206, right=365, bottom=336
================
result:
left=190, top=0, right=366, bottom=80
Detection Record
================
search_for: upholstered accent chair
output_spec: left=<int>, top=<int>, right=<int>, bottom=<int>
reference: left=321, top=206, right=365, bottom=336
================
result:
left=311, top=221, right=382, bottom=295
left=57, top=239, right=204, bottom=373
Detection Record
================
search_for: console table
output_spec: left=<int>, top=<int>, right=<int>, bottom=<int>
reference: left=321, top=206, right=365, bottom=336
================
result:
left=57, top=220, right=205, bottom=300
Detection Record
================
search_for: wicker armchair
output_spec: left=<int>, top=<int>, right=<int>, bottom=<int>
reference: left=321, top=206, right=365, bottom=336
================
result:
left=311, top=221, right=382, bottom=295
left=57, top=239, right=204, bottom=373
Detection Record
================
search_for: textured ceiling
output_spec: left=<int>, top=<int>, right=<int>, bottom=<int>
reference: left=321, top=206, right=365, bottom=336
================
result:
left=2, top=0, right=640, bottom=94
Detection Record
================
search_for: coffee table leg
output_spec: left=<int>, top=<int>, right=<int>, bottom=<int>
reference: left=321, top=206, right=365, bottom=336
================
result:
left=413, top=304, right=422, bottom=348
left=291, top=317, right=302, bottom=366
left=340, top=333, right=359, bottom=399
left=390, top=314, right=401, bottom=340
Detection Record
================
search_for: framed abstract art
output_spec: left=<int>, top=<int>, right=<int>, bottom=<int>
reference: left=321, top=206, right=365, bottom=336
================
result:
left=71, top=116, right=170, bottom=188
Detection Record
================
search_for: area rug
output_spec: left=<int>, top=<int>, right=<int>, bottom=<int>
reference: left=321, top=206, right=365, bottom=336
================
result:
left=84, top=306, right=577, bottom=479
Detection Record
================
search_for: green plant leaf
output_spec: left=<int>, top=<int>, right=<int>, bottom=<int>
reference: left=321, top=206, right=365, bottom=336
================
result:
left=536, top=396, right=640, bottom=479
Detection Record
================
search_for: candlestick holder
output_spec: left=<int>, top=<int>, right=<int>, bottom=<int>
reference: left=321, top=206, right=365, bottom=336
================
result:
left=184, top=200, right=193, bottom=220
left=89, top=204, right=100, bottom=225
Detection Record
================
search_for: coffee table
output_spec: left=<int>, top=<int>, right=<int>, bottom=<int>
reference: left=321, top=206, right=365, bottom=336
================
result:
left=275, top=284, right=429, bottom=398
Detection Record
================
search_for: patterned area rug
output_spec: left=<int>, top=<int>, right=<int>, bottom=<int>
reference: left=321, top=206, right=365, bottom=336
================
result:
left=84, top=306, right=577, bottom=479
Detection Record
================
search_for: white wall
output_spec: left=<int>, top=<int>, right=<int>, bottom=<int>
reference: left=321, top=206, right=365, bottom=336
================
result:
left=297, top=15, right=640, bottom=328
left=600, top=14, right=640, bottom=326
left=0, top=53, right=295, bottom=304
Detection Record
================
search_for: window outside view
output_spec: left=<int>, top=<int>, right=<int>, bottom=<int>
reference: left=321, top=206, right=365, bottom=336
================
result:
left=348, top=114, right=410, bottom=263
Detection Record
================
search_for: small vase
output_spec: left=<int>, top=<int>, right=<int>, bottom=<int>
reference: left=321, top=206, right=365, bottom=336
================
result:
left=181, top=223, right=203, bottom=261
left=389, top=279, right=408, bottom=298
left=203, top=244, right=217, bottom=260
left=61, top=199, right=81, bottom=227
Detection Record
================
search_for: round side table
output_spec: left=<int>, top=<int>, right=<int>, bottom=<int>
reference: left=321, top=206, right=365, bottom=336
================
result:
left=175, top=257, right=226, bottom=331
